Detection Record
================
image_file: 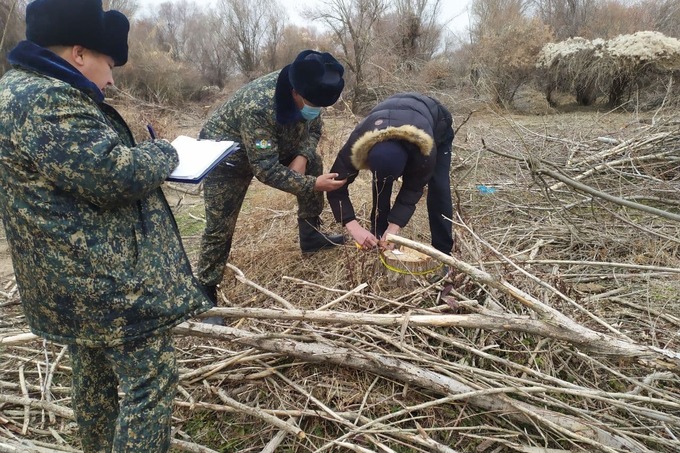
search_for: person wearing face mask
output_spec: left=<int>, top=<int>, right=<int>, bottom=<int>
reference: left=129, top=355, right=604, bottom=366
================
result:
left=196, top=50, right=347, bottom=316
left=0, top=0, right=213, bottom=451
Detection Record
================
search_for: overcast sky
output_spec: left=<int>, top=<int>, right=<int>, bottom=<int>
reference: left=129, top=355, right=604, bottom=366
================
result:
left=137, top=0, right=471, bottom=35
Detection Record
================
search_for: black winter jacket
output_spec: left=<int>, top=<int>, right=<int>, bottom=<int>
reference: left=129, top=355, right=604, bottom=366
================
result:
left=327, top=93, right=453, bottom=228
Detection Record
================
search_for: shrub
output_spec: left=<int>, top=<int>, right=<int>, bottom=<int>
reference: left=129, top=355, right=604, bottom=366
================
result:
left=538, top=31, right=680, bottom=108
left=116, top=47, right=206, bottom=105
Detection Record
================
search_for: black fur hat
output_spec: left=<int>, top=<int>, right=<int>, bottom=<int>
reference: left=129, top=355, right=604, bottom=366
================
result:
left=288, top=50, right=344, bottom=107
left=25, top=0, right=130, bottom=66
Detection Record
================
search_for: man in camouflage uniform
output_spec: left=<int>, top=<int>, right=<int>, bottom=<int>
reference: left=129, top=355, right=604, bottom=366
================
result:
left=0, top=1, right=212, bottom=451
left=197, top=50, right=347, bottom=306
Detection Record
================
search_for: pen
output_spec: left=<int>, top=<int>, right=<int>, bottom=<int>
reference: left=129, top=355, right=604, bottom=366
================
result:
left=146, top=124, right=156, bottom=140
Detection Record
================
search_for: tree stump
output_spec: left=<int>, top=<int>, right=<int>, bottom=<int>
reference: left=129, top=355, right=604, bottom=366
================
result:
left=378, top=246, right=441, bottom=287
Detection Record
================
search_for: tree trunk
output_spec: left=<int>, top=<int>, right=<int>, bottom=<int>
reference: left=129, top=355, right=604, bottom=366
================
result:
left=376, top=247, right=439, bottom=286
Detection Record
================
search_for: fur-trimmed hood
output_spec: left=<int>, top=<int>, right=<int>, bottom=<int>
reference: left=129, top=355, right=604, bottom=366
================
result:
left=350, top=124, right=433, bottom=170
left=327, top=92, right=453, bottom=229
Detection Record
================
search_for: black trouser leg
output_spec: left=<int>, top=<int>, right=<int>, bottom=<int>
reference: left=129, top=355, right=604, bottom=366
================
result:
left=427, top=143, right=454, bottom=254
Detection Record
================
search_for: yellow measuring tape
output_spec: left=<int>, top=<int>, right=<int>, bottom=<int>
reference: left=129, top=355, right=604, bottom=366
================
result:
left=378, top=251, right=444, bottom=276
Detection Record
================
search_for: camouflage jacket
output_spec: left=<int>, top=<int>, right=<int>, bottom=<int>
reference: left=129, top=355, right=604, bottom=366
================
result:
left=328, top=93, right=454, bottom=227
left=199, top=71, right=320, bottom=196
left=0, top=41, right=212, bottom=347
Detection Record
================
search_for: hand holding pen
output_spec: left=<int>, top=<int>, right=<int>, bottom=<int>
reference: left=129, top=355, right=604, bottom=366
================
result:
left=146, top=124, right=157, bottom=140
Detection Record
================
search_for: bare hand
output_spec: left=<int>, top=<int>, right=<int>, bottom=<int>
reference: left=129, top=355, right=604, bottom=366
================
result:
left=314, top=173, right=347, bottom=192
left=378, top=240, right=394, bottom=251
left=379, top=223, right=401, bottom=250
left=346, top=220, right=378, bottom=249
left=288, top=155, right=308, bottom=174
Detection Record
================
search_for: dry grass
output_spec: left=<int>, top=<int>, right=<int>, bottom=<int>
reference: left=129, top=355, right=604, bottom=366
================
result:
left=1, top=94, right=680, bottom=452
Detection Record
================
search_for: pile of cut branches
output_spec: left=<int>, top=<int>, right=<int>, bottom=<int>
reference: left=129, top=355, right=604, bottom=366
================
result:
left=1, top=110, right=679, bottom=452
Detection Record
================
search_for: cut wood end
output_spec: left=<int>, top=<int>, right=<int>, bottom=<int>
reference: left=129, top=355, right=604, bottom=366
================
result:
left=383, top=247, right=432, bottom=264
left=380, top=246, right=443, bottom=283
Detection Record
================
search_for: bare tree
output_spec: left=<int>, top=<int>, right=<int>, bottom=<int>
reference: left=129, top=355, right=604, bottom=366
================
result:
left=274, top=25, right=331, bottom=71
left=215, top=0, right=287, bottom=80
left=152, top=0, right=200, bottom=61
left=529, top=0, right=597, bottom=40
left=392, top=0, right=444, bottom=66
left=649, top=0, right=680, bottom=37
left=585, top=0, right=655, bottom=38
left=104, top=0, right=140, bottom=17
left=530, top=0, right=661, bottom=40
left=186, top=9, right=238, bottom=89
left=305, top=0, right=389, bottom=112
left=118, top=16, right=205, bottom=104
left=470, top=0, right=552, bottom=105
left=261, top=2, right=288, bottom=72
left=471, top=0, right=530, bottom=39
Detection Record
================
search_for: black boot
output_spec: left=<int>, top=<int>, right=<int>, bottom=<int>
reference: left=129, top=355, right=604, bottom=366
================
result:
left=201, top=284, right=217, bottom=304
left=200, top=284, right=224, bottom=325
left=298, top=217, right=345, bottom=253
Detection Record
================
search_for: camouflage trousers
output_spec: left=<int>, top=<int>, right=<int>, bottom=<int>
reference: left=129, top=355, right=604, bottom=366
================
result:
left=68, top=331, right=178, bottom=453
left=196, top=150, right=324, bottom=287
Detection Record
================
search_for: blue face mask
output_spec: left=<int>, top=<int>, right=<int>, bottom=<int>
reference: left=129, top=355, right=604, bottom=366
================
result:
left=300, top=104, right=322, bottom=120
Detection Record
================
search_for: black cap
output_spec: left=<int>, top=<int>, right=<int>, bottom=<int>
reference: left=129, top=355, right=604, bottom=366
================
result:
left=287, top=50, right=345, bottom=107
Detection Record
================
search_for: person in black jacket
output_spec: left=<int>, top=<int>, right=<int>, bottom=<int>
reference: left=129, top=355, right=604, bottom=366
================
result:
left=327, top=93, right=454, bottom=254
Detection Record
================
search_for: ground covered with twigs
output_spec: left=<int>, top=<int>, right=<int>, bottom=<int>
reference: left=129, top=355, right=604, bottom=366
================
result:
left=1, top=97, right=679, bottom=453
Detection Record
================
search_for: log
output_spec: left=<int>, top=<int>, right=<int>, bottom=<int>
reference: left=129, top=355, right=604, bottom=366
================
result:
left=0, top=332, right=38, bottom=345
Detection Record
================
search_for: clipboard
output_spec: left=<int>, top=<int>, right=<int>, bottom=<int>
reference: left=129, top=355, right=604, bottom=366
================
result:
left=167, top=135, right=239, bottom=183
